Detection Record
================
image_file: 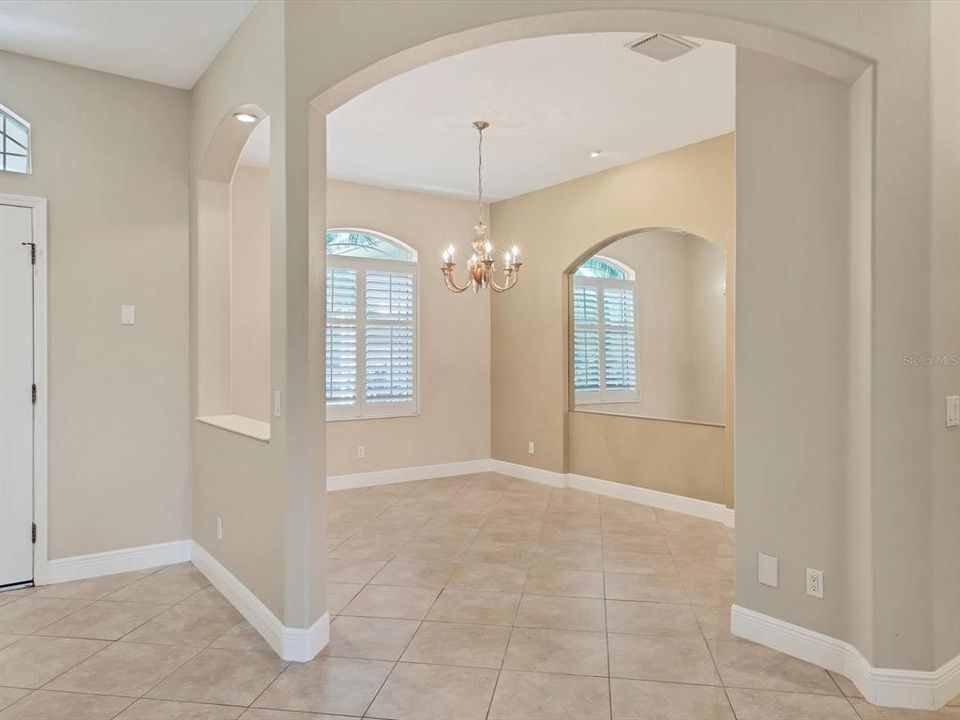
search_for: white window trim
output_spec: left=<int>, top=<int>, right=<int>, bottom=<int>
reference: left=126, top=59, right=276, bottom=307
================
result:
left=573, top=274, right=641, bottom=405
left=0, top=105, right=32, bottom=175
left=326, top=254, right=420, bottom=422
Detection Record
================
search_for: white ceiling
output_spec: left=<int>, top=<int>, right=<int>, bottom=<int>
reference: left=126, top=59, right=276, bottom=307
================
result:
left=324, top=32, right=735, bottom=201
left=0, top=0, right=256, bottom=89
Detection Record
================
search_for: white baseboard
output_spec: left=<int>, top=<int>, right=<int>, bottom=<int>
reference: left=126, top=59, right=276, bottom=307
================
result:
left=191, top=542, right=329, bottom=662
left=732, top=604, right=960, bottom=710
left=339, top=457, right=734, bottom=527
left=46, top=540, right=192, bottom=584
left=488, top=459, right=567, bottom=488
left=327, top=459, right=491, bottom=491
left=567, top=473, right=735, bottom=527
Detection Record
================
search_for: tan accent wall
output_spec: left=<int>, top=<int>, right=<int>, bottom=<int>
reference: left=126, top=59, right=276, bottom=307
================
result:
left=0, top=51, right=191, bottom=559
left=325, top=181, right=491, bottom=476
left=490, top=134, right=735, bottom=506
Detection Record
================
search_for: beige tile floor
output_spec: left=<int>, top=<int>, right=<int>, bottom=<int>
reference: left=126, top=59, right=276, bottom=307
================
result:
left=1, top=473, right=958, bottom=719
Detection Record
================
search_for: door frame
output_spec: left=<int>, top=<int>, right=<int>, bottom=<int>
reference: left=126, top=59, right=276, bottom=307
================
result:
left=1, top=193, right=48, bottom=585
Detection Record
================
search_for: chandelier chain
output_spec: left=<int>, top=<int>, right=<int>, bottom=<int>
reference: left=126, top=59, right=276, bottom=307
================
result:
left=477, top=123, right=484, bottom=224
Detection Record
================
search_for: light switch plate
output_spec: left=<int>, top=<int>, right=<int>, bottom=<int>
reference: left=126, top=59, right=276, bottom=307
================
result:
left=758, top=553, right=779, bottom=588
left=121, top=305, right=135, bottom=325
left=947, top=395, right=959, bottom=429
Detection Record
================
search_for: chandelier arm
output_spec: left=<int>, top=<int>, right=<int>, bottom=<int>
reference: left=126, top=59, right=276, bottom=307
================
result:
left=441, top=268, right=472, bottom=293
left=489, top=271, right=519, bottom=293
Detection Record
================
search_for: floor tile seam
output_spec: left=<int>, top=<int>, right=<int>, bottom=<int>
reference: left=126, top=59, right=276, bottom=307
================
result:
left=696, top=593, right=738, bottom=720
left=717, top=678, right=848, bottom=698
left=238, top=644, right=296, bottom=714
left=8, top=636, right=115, bottom=692
left=25, top=633, right=211, bottom=650
left=600, top=509, right=614, bottom=720
left=130, top=636, right=219, bottom=703
left=358, top=514, right=487, bottom=720
left=33, top=635, right=124, bottom=692
left=3, top=686, right=138, bottom=718
left=3, top=597, right=96, bottom=636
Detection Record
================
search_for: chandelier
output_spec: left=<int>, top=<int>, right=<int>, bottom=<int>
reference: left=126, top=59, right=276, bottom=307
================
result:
left=442, top=121, right=522, bottom=293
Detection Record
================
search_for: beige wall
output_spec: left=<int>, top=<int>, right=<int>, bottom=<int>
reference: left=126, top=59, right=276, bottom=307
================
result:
left=735, top=46, right=852, bottom=646
left=0, top=51, right=191, bottom=559
left=325, top=181, right=491, bottom=476
left=230, top=164, right=271, bottom=422
left=490, top=135, right=735, bottom=506
left=930, top=0, right=960, bottom=670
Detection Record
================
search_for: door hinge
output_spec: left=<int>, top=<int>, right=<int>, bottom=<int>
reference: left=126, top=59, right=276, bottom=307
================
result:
left=31, top=384, right=37, bottom=404
left=21, top=242, right=36, bottom=265
left=31, top=523, right=36, bottom=544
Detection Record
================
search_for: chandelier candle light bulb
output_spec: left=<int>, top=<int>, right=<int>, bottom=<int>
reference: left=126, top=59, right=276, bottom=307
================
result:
left=441, top=120, right=523, bottom=294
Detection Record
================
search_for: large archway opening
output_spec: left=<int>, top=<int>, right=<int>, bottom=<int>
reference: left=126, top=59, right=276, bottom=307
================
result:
left=298, top=5, right=873, bottom=698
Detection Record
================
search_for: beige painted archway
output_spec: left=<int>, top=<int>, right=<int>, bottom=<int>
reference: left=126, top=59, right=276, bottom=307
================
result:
left=293, top=4, right=874, bottom=680
left=189, top=0, right=903, bottom=684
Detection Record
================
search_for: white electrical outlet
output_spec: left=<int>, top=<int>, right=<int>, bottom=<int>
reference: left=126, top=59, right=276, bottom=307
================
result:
left=947, top=395, right=960, bottom=429
left=357, top=445, right=365, bottom=459
left=120, top=304, right=136, bottom=325
left=217, top=517, right=223, bottom=541
left=273, top=390, right=283, bottom=418
left=758, top=553, right=778, bottom=588
left=528, top=441, right=535, bottom=455
left=806, top=568, right=824, bottom=599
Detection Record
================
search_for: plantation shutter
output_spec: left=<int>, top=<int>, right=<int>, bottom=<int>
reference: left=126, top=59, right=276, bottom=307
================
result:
left=573, top=277, right=638, bottom=403
left=573, top=285, right=601, bottom=392
left=365, top=270, right=416, bottom=408
left=602, top=287, right=637, bottom=392
left=326, top=267, right=358, bottom=412
left=325, top=258, right=418, bottom=419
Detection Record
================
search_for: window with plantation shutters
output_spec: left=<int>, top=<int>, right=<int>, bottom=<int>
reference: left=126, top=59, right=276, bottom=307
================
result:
left=572, top=256, right=639, bottom=403
left=325, top=230, right=418, bottom=420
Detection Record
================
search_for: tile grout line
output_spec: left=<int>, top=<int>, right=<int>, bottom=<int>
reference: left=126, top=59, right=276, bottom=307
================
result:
left=600, top=500, right=615, bottom=720
left=359, top=475, right=490, bottom=719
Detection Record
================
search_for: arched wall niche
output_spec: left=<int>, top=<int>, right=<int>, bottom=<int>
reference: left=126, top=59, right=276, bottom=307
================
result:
left=196, top=103, right=271, bottom=426
left=563, top=227, right=735, bottom=428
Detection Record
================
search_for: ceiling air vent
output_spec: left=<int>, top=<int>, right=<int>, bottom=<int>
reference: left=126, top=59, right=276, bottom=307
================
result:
left=627, top=33, right=700, bottom=62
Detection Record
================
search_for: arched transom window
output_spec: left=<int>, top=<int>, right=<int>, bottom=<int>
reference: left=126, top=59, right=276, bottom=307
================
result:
left=572, top=255, right=639, bottom=402
left=325, top=229, right=418, bottom=420
left=0, top=106, right=30, bottom=174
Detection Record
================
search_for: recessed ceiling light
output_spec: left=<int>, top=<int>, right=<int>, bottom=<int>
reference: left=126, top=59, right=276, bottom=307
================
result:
left=589, top=150, right=603, bottom=158
left=233, top=112, right=258, bottom=123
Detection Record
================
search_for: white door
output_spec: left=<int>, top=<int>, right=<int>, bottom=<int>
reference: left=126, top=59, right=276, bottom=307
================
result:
left=0, top=203, right=35, bottom=587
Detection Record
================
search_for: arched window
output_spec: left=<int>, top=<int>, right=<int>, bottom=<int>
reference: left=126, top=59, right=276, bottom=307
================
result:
left=326, top=228, right=417, bottom=261
left=572, top=255, right=638, bottom=403
left=573, top=255, right=634, bottom=280
left=326, top=229, right=418, bottom=420
left=1, top=105, right=30, bottom=174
